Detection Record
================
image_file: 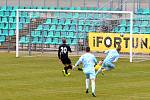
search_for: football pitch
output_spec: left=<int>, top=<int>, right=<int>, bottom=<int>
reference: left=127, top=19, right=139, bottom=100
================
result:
left=0, top=53, right=150, bottom=100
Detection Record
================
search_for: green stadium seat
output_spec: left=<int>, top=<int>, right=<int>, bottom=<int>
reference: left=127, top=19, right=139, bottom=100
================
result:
left=32, top=37, right=39, bottom=44
left=4, top=11, right=10, bottom=17
left=20, top=17, right=26, bottom=23
left=1, top=6, right=7, bottom=11
left=69, top=25, right=76, bottom=31
left=77, top=33, right=85, bottom=39
left=25, top=18, right=30, bottom=23
left=76, top=7, right=81, bottom=10
left=19, top=23, right=23, bottom=29
left=61, top=32, right=66, bottom=38
left=3, top=24, right=9, bottom=30
left=21, top=12, right=28, bottom=17
left=118, top=26, right=126, bottom=33
left=7, top=6, right=13, bottom=11
left=0, top=30, right=2, bottom=35
left=13, top=6, right=18, bottom=11
left=71, top=38, right=78, bottom=45
left=0, top=23, right=4, bottom=29
left=2, top=18, right=8, bottom=23
left=133, top=27, right=139, bottom=33
left=2, top=29, right=8, bottom=36
left=140, top=27, right=147, bottom=33
left=49, top=6, right=55, bottom=10
left=65, top=19, right=71, bottom=25
left=54, top=32, right=60, bottom=37
left=73, top=13, right=79, bottom=18
left=0, top=11, right=4, bottom=17
left=32, top=12, right=40, bottom=18
left=85, top=20, right=91, bottom=25
left=60, top=13, right=66, bottom=18
left=37, top=6, right=42, bottom=9
left=63, top=7, right=69, bottom=10
left=119, top=20, right=127, bottom=26
left=66, top=38, right=71, bottom=44
left=70, top=6, right=75, bottom=10
left=79, top=20, right=84, bottom=25
left=43, top=25, right=49, bottom=31
left=94, top=14, right=99, bottom=19
left=0, top=36, right=5, bottom=43
left=19, top=6, right=25, bottom=9
left=38, top=37, right=44, bottom=44
left=112, top=27, right=119, bottom=33
left=55, top=7, right=61, bottom=10
left=43, top=31, right=48, bottom=37
left=146, top=27, right=150, bottom=33
left=134, top=21, right=141, bottom=27
left=47, top=31, right=54, bottom=37
left=85, top=26, right=89, bottom=32
left=78, top=26, right=83, bottom=32
left=63, top=25, right=69, bottom=31
left=45, top=19, right=51, bottom=24
left=19, top=36, right=29, bottom=44
left=10, top=23, right=16, bottom=29
left=59, top=19, right=65, bottom=25
left=50, top=25, right=56, bottom=30
left=35, top=31, right=41, bottom=37
left=141, top=21, right=148, bottom=27
left=51, top=19, right=58, bottom=24
left=136, top=8, right=143, bottom=14
left=9, top=17, right=14, bottom=23
left=56, top=25, right=63, bottom=31
left=9, top=30, right=14, bottom=36
left=71, top=19, right=77, bottom=25
left=79, top=13, right=86, bottom=19
left=52, top=38, right=58, bottom=44
left=67, top=32, right=74, bottom=38
left=36, top=25, right=43, bottom=30
left=31, top=31, right=41, bottom=37
left=81, top=7, right=88, bottom=10
left=143, top=8, right=150, bottom=15
left=25, top=6, right=31, bottom=9
left=89, top=7, right=95, bottom=10
left=67, top=13, right=72, bottom=18
left=87, top=14, right=93, bottom=19
left=42, top=6, right=49, bottom=9
left=125, top=27, right=130, bottom=33
left=44, top=37, right=52, bottom=44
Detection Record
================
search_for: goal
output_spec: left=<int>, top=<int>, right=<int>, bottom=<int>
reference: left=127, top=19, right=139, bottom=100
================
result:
left=16, top=9, right=145, bottom=62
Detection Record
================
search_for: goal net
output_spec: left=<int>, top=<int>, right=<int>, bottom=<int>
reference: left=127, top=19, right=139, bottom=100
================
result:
left=16, top=9, right=150, bottom=62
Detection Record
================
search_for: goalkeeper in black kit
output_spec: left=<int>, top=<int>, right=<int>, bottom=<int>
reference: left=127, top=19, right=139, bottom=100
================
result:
left=58, top=38, right=73, bottom=76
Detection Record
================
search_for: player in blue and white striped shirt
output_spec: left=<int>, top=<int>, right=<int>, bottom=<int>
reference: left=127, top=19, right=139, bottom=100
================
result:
left=96, top=45, right=121, bottom=76
left=73, top=47, right=97, bottom=97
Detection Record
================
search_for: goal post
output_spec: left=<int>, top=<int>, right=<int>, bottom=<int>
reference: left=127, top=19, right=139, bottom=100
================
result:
left=16, top=9, right=134, bottom=62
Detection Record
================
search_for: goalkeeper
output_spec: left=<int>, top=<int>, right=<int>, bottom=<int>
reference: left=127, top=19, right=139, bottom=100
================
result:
left=96, top=45, right=121, bottom=76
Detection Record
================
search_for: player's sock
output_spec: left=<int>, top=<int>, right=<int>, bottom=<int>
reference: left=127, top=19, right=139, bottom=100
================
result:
left=96, top=68, right=102, bottom=76
left=64, top=67, right=68, bottom=74
left=86, top=78, right=90, bottom=93
left=91, top=79, right=96, bottom=95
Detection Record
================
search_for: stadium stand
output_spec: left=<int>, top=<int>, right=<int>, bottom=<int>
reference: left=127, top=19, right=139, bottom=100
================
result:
left=0, top=5, right=150, bottom=47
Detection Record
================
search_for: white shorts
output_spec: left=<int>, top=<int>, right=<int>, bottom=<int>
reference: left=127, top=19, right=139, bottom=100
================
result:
left=85, top=72, right=96, bottom=79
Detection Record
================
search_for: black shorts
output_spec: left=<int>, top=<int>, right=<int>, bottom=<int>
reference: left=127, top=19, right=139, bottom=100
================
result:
left=61, top=58, right=71, bottom=65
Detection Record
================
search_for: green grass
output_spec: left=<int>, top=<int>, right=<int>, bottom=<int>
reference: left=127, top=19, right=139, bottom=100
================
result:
left=0, top=52, right=150, bottom=100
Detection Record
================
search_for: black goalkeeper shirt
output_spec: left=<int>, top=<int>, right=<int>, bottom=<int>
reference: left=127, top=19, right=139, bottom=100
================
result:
left=58, top=44, right=72, bottom=59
